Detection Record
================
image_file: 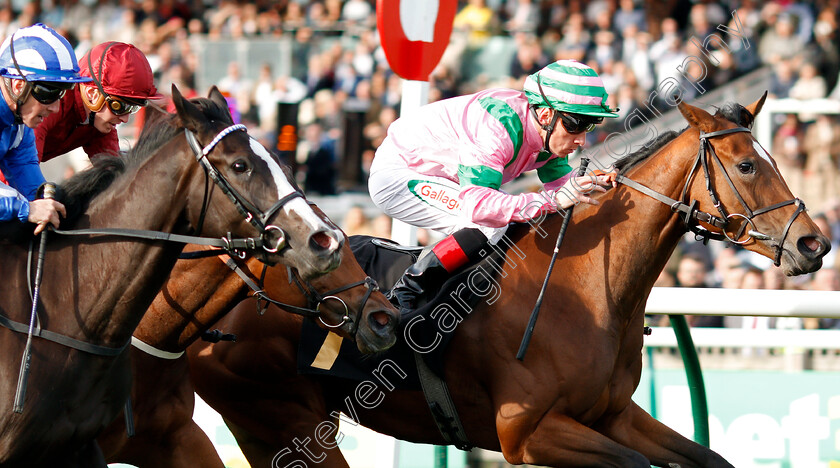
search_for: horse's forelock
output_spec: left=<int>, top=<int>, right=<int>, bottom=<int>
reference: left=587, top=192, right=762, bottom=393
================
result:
left=714, top=103, right=754, bottom=129
left=131, top=95, right=232, bottom=164
left=189, top=96, right=234, bottom=125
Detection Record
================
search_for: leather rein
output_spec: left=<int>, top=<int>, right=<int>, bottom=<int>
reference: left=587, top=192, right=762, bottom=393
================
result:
left=51, top=124, right=302, bottom=256
left=616, top=126, right=805, bottom=266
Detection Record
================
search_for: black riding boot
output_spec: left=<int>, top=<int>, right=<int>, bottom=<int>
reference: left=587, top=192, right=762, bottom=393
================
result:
left=388, top=228, right=488, bottom=309
left=388, top=251, right=449, bottom=309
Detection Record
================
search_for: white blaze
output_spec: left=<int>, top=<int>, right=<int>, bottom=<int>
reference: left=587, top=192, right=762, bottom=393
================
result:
left=249, top=138, right=326, bottom=229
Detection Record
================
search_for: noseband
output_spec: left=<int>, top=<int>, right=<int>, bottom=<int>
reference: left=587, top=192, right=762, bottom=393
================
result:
left=287, top=268, right=381, bottom=336
left=185, top=124, right=303, bottom=254
left=617, top=126, right=805, bottom=266
left=222, top=257, right=380, bottom=338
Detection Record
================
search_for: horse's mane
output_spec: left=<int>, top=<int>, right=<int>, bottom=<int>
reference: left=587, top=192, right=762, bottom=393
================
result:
left=613, top=130, right=678, bottom=175
left=614, top=102, right=754, bottom=175
left=60, top=156, right=127, bottom=224
left=60, top=95, right=233, bottom=225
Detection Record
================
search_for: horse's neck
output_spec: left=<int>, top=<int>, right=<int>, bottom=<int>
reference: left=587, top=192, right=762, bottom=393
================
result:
left=89, top=153, right=192, bottom=232
left=133, top=255, right=258, bottom=351
left=61, top=151, right=197, bottom=346
left=488, top=150, right=692, bottom=333
left=592, top=151, right=694, bottom=309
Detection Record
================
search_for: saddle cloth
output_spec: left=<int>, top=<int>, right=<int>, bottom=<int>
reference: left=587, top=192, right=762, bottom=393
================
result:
left=297, top=234, right=514, bottom=388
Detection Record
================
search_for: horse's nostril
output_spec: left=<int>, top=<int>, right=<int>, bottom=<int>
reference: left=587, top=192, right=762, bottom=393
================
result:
left=310, top=231, right=334, bottom=251
left=798, top=235, right=830, bottom=261
left=370, top=311, right=391, bottom=327
left=803, top=237, right=823, bottom=253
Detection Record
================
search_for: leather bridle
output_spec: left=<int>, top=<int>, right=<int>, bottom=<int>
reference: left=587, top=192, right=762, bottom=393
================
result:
left=617, top=126, right=805, bottom=266
left=222, top=256, right=381, bottom=339
left=287, top=268, right=381, bottom=336
left=184, top=124, right=303, bottom=254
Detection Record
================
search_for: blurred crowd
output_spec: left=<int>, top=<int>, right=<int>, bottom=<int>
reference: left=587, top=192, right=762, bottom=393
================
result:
left=3, top=0, right=840, bottom=324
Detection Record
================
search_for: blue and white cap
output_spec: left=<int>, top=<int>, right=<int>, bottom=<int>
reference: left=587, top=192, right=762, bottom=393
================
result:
left=0, top=23, right=91, bottom=83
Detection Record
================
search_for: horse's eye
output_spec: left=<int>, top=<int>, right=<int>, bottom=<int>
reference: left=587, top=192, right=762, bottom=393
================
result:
left=738, top=161, right=755, bottom=174
left=232, top=160, right=249, bottom=173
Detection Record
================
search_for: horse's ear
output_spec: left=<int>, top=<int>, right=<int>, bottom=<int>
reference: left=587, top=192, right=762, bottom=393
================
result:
left=171, top=84, right=183, bottom=105
left=677, top=99, right=717, bottom=133
left=207, top=86, right=227, bottom=110
left=744, top=91, right=768, bottom=118
left=171, top=84, right=204, bottom=132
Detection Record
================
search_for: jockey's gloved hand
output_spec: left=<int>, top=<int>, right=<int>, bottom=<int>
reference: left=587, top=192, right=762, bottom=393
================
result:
left=31, top=182, right=67, bottom=234
left=553, top=174, right=614, bottom=210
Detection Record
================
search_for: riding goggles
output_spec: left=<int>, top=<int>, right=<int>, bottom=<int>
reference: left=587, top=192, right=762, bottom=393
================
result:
left=104, top=95, right=146, bottom=116
left=558, top=111, right=603, bottom=134
left=30, top=81, right=75, bottom=104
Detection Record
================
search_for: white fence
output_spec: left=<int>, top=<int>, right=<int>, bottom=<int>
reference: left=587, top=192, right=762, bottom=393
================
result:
left=645, top=327, right=840, bottom=349
left=643, top=287, right=840, bottom=349
left=645, top=287, right=840, bottom=319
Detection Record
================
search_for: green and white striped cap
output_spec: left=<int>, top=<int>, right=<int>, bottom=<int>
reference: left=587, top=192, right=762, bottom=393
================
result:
left=524, top=60, right=618, bottom=118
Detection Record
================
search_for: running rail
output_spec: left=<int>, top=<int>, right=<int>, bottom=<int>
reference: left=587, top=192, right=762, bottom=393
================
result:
left=646, top=287, right=840, bottom=318
left=644, top=287, right=840, bottom=448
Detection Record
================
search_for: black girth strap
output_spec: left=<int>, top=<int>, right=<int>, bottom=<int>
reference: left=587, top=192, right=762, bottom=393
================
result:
left=414, top=352, right=473, bottom=451
left=0, top=312, right=129, bottom=356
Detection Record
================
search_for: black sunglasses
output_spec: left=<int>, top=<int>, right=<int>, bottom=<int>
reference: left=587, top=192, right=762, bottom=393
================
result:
left=557, top=111, right=602, bottom=134
left=104, top=95, right=146, bottom=116
left=30, top=82, right=75, bottom=105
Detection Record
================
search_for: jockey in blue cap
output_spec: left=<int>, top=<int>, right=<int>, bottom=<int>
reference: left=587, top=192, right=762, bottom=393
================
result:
left=0, top=23, right=92, bottom=237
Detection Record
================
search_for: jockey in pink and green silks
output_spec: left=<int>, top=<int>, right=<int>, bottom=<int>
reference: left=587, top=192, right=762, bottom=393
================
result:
left=368, top=59, right=618, bottom=309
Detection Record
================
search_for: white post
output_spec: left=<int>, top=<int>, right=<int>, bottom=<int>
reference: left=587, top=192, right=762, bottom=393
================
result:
left=390, top=80, right=430, bottom=246
left=754, top=103, right=772, bottom=150
left=757, top=98, right=840, bottom=149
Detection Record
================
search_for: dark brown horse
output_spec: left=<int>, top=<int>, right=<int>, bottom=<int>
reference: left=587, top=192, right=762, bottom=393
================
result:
left=0, top=86, right=343, bottom=467
left=186, top=95, right=829, bottom=467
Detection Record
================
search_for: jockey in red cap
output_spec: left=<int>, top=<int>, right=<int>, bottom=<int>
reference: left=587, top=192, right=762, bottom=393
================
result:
left=35, top=41, right=163, bottom=162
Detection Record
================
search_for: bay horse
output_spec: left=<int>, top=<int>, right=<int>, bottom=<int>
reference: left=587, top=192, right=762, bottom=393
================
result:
left=186, top=94, right=829, bottom=467
left=0, top=86, right=343, bottom=467
left=98, top=224, right=399, bottom=467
